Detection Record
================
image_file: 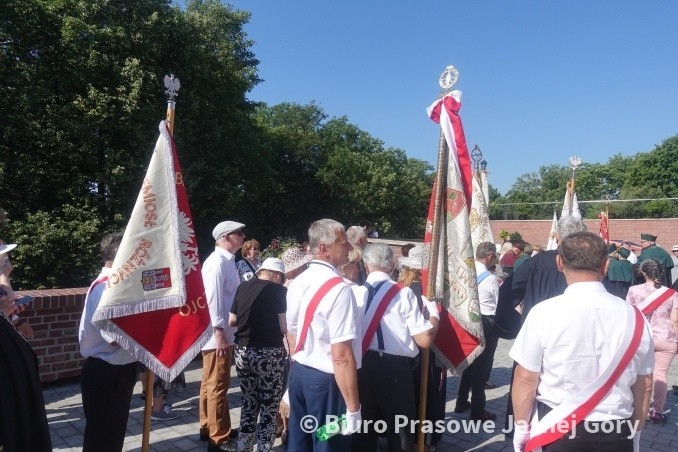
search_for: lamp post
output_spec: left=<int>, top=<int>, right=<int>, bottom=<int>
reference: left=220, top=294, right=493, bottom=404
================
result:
left=471, top=145, right=490, bottom=205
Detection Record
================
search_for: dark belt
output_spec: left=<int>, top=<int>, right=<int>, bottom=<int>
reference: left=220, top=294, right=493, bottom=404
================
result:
left=365, top=349, right=414, bottom=363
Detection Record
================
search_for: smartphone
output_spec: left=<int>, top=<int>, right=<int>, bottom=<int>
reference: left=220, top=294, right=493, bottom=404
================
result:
left=15, top=295, right=33, bottom=306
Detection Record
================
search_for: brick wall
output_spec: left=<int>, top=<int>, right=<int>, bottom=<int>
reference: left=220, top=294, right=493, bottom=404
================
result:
left=18, top=216, right=678, bottom=384
left=16, top=288, right=88, bottom=383
left=490, top=218, right=678, bottom=250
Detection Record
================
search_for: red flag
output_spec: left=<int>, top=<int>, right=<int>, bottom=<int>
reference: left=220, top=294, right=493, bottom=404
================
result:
left=92, top=121, right=211, bottom=381
left=598, top=211, right=609, bottom=244
left=423, top=91, right=484, bottom=373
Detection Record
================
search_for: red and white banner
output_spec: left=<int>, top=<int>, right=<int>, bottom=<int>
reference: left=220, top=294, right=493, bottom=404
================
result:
left=93, top=121, right=211, bottom=381
left=598, top=211, right=609, bottom=244
left=424, top=91, right=484, bottom=373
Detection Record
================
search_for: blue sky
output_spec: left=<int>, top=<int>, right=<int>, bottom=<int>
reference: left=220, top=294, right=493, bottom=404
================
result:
left=227, top=1, right=678, bottom=195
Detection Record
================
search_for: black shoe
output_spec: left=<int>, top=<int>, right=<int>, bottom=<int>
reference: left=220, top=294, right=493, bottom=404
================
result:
left=454, top=401, right=471, bottom=413
left=228, top=428, right=238, bottom=439
left=199, top=434, right=208, bottom=441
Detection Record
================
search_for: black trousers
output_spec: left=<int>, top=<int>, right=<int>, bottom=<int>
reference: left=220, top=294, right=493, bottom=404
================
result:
left=542, top=414, right=633, bottom=451
left=352, top=351, right=416, bottom=452
left=81, top=357, right=138, bottom=452
left=456, top=315, right=499, bottom=418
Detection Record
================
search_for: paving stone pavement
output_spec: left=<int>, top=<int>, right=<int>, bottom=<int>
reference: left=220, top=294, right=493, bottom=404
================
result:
left=45, top=338, right=678, bottom=451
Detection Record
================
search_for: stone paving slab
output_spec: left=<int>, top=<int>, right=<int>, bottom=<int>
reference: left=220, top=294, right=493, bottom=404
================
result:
left=45, top=338, right=678, bottom=451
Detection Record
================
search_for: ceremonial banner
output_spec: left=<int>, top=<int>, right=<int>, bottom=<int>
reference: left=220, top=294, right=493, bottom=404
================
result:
left=424, top=90, right=483, bottom=373
left=560, top=182, right=581, bottom=218
left=546, top=211, right=558, bottom=251
left=598, top=211, right=609, bottom=244
left=470, top=172, right=493, bottom=253
left=93, top=121, right=211, bottom=381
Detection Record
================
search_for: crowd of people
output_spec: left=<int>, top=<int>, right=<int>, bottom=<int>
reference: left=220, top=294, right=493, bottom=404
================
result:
left=2, top=216, right=678, bottom=452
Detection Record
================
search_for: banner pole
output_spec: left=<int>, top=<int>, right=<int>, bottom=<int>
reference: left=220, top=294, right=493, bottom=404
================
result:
left=141, top=73, right=181, bottom=452
left=417, top=122, right=448, bottom=452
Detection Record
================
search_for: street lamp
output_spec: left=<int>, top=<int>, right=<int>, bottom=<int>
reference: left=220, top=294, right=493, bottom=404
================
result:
left=480, top=159, right=487, bottom=171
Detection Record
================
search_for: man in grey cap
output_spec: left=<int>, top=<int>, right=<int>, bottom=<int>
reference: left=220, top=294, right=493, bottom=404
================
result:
left=199, top=220, right=245, bottom=451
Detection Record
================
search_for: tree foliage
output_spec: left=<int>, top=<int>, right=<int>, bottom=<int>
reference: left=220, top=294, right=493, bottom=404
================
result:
left=494, top=135, right=678, bottom=220
left=1, top=1, right=434, bottom=289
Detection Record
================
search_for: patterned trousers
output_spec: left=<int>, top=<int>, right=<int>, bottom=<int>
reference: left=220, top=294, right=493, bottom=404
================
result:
left=234, top=345, right=287, bottom=452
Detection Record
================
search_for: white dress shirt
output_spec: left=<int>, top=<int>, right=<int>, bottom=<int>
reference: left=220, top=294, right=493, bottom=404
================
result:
left=202, top=246, right=240, bottom=349
left=354, top=271, right=432, bottom=358
left=510, top=281, right=654, bottom=421
left=78, top=267, right=136, bottom=365
left=476, top=261, right=500, bottom=316
left=287, top=260, right=361, bottom=374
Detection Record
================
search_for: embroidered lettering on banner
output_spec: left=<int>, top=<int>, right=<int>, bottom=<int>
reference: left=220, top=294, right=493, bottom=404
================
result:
left=107, top=238, right=153, bottom=287
left=142, top=178, right=157, bottom=227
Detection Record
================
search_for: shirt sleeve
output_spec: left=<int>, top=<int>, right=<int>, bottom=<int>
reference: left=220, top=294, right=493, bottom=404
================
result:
left=202, top=257, right=227, bottom=330
left=509, top=308, right=543, bottom=373
left=286, top=279, right=303, bottom=336
left=402, top=288, right=432, bottom=336
left=327, top=284, right=358, bottom=344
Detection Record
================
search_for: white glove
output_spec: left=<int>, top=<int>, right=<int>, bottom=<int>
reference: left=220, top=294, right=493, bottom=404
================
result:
left=512, top=422, right=530, bottom=452
left=425, top=300, right=440, bottom=320
left=341, top=406, right=361, bottom=435
left=632, top=430, right=640, bottom=452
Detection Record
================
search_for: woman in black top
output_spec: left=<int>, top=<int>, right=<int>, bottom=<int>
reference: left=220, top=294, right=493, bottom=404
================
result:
left=229, top=258, right=287, bottom=452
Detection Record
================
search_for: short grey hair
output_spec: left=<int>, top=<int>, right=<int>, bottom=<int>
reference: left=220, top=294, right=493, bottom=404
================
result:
left=308, top=219, right=345, bottom=254
left=557, top=216, right=587, bottom=241
left=475, top=242, right=496, bottom=260
left=347, top=226, right=367, bottom=247
left=362, top=243, right=393, bottom=271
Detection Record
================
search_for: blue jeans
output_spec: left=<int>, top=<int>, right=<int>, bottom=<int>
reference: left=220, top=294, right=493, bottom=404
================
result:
left=286, top=363, right=351, bottom=451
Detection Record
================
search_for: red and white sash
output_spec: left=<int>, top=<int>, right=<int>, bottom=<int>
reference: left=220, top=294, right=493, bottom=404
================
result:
left=636, top=286, right=677, bottom=316
left=525, top=305, right=644, bottom=452
left=294, top=277, right=344, bottom=354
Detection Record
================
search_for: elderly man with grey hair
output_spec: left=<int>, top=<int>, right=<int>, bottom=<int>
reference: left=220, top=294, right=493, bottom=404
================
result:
left=352, top=243, right=438, bottom=452
left=286, top=219, right=362, bottom=451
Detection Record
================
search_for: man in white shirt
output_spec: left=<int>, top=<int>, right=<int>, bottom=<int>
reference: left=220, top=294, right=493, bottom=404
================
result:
left=455, top=242, right=501, bottom=422
left=286, top=219, right=361, bottom=451
left=199, top=221, right=245, bottom=451
left=511, top=231, right=654, bottom=452
left=352, top=243, right=438, bottom=452
left=79, top=232, right=138, bottom=452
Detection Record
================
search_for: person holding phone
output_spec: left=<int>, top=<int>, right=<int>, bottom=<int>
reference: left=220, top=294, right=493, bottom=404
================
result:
left=0, top=241, right=34, bottom=339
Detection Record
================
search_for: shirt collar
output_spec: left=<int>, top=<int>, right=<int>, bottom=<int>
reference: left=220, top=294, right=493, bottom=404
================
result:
left=215, top=246, right=234, bottom=259
left=366, top=271, right=391, bottom=284
left=563, top=281, right=608, bottom=295
left=475, top=261, right=488, bottom=273
left=309, top=259, right=338, bottom=272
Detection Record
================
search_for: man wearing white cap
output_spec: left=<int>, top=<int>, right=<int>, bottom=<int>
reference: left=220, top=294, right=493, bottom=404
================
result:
left=229, top=258, right=288, bottom=451
left=200, top=220, right=245, bottom=451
